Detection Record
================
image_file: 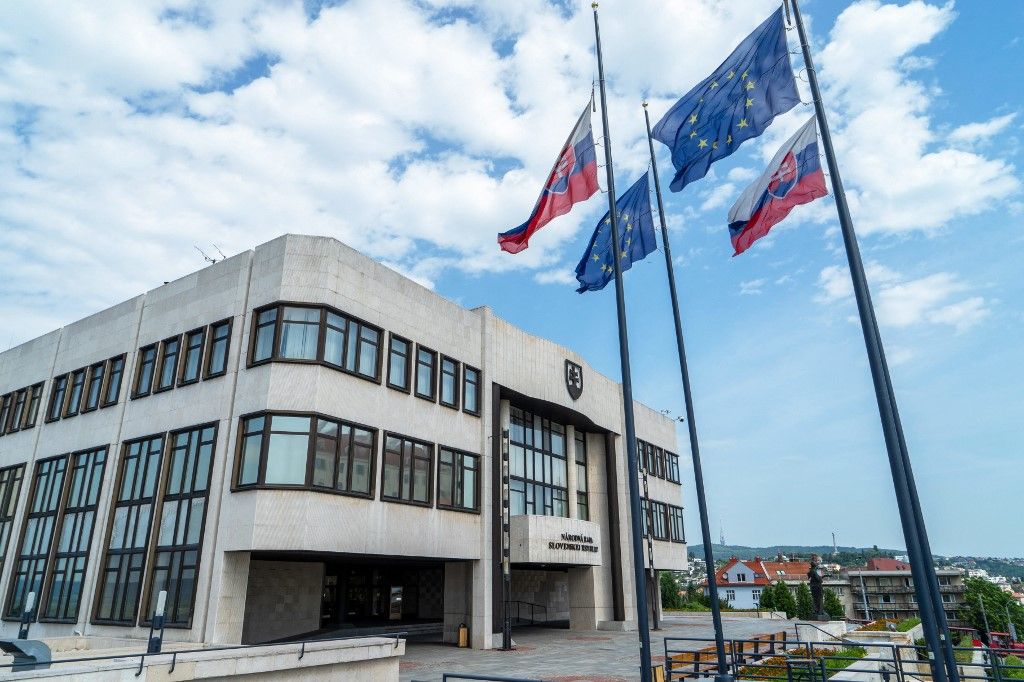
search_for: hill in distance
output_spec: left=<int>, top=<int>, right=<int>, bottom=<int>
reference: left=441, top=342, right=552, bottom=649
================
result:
left=690, top=543, right=903, bottom=564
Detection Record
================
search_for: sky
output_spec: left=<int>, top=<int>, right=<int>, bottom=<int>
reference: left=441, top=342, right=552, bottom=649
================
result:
left=0, top=0, right=1020, bottom=557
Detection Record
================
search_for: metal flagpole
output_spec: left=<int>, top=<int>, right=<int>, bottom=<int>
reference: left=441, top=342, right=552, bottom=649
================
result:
left=787, top=2, right=954, bottom=682
left=592, top=4, right=653, bottom=680
left=643, top=101, right=733, bottom=682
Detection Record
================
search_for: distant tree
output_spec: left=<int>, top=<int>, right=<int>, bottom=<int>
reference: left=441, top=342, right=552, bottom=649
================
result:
left=661, top=571, right=685, bottom=610
left=824, top=588, right=846, bottom=620
left=961, top=577, right=1024, bottom=638
left=759, top=584, right=777, bottom=612
left=775, top=581, right=797, bottom=619
left=796, top=583, right=814, bottom=620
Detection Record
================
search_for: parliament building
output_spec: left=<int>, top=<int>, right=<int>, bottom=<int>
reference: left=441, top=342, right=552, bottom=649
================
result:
left=0, top=234, right=686, bottom=648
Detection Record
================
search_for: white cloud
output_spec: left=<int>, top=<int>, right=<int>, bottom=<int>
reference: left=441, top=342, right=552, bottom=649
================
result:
left=727, top=166, right=757, bottom=182
left=700, top=183, right=736, bottom=212
left=534, top=268, right=576, bottom=286
left=949, top=114, right=1018, bottom=146
left=740, top=278, right=765, bottom=295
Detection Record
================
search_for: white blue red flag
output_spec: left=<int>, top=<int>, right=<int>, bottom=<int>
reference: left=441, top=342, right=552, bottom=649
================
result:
left=728, top=117, right=827, bottom=256
left=498, top=104, right=599, bottom=254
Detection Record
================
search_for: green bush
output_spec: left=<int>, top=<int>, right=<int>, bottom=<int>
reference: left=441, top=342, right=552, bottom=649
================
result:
left=823, top=588, right=845, bottom=620
left=796, top=583, right=814, bottom=620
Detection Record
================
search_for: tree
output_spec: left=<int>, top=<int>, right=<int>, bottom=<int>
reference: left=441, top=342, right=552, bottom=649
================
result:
left=824, top=588, right=846, bottom=620
left=796, top=582, right=814, bottom=620
left=759, top=584, right=777, bottom=612
left=775, top=581, right=797, bottom=619
left=961, top=577, right=1024, bottom=637
left=661, top=571, right=685, bottom=610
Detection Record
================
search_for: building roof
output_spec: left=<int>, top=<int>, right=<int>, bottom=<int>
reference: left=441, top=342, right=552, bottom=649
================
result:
left=715, top=556, right=812, bottom=587
left=864, top=558, right=912, bottom=571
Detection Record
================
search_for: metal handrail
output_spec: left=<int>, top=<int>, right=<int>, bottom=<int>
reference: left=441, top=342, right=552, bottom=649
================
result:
left=0, top=630, right=408, bottom=673
left=508, top=600, right=549, bottom=625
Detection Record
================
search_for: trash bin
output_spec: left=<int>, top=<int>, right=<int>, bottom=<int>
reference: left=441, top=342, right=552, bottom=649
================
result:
left=458, top=622, right=469, bottom=648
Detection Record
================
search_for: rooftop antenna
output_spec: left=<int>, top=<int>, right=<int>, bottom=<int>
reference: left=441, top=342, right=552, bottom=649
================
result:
left=719, top=523, right=725, bottom=546
left=832, top=531, right=838, bottom=556
left=194, top=245, right=218, bottom=265
left=212, top=244, right=227, bottom=260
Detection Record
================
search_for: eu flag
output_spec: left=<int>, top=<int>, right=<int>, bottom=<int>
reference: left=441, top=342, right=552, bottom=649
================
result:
left=652, top=8, right=800, bottom=193
left=575, top=173, right=658, bottom=293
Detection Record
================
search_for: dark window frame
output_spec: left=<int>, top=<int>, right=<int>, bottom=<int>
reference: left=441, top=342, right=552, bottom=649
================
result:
left=81, top=362, right=106, bottom=413
left=9, top=389, right=27, bottom=433
left=380, top=432, right=434, bottom=508
left=62, top=368, right=87, bottom=418
left=666, top=452, right=681, bottom=484
left=0, top=394, right=11, bottom=436
left=177, top=327, right=206, bottom=387
left=248, top=302, right=383, bottom=384
left=0, top=464, right=26, bottom=580
left=232, top=410, right=378, bottom=500
left=641, top=498, right=669, bottom=541
left=132, top=344, right=158, bottom=399
left=154, top=335, right=182, bottom=394
left=101, top=355, right=127, bottom=408
left=24, top=383, right=43, bottom=428
left=508, top=406, right=569, bottom=518
left=203, top=318, right=232, bottom=379
left=386, top=333, right=412, bottom=393
left=462, top=365, right=481, bottom=416
left=414, top=345, right=437, bottom=402
left=436, top=446, right=480, bottom=514
left=439, top=356, right=460, bottom=410
left=668, top=504, right=686, bottom=544
left=575, top=430, right=589, bottom=521
left=45, top=374, right=69, bottom=423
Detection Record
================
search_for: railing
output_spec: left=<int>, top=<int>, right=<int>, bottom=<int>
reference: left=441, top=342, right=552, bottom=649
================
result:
left=662, top=634, right=1024, bottom=682
left=0, top=630, right=407, bottom=675
left=411, top=675, right=544, bottom=682
left=509, top=600, right=549, bottom=626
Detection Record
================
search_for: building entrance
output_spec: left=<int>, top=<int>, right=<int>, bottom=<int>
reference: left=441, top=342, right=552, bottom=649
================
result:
left=320, top=560, right=444, bottom=630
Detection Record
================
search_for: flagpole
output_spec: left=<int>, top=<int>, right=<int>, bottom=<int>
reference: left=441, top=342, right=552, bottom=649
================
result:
left=644, top=101, right=732, bottom=682
left=787, top=2, right=956, bottom=681
left=592, top=4, right=653, bottom=681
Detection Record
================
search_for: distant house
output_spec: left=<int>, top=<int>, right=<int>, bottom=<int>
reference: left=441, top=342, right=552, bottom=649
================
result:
left=708, top=556, right=815, bottom=609
left=847, top=558, right=965, bottom=626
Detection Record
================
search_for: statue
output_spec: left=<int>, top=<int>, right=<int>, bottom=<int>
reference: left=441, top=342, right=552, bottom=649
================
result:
left=808, top=554, right=827, bottom=620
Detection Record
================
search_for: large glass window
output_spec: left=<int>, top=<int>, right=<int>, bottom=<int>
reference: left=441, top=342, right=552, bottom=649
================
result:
left=236, top=413, right=376, bottom=495
left=463, top=366, right=480, bottom=415
left=103, top=356, right=125, bottom=407
left=381, top=434, right=432, bottom=505
left=0, top=464, right=25, bottom=579
left=133, top=345, right=157, bottom=398
left=64, top=368, right=86, bottom=417
left=439, top=357, right=460, bottom=409
left=387, top=335, right=411, bottom=391
left=250, top=303, right=382, bottom=381
left=667, top=452, right=681, bottom=484
left=47, top=375, right=68, bottom=421
left=415, top=347, right=436, bottom=401
left=0, top=394, right=11, bottom=434
left=179, top=328, right=205, bottom=385
left=94, top=436, right=164, bottom=624
left=8, top=390, right=26, bottom=432
left=575, top=431, right=589, bottom=521
left=5, top=455, right=68, bottom=619
left=143, top=425, right=216, bottom=627
left=641, top=499, right=668, bottom=541
left=83, top=363, right=105, bottom=412
left=668, top=504, right=685, bottom=543
left=42, top=448, right=107, bottom=622
left=204, top=319, right=231, bottom=378
left=155, top=336, right=180, bottom=391
left=437, top=447, right=478, bottom=511
left=25, top=383, right=42, bottom=427
left=509, top=407, right=568, bottom=518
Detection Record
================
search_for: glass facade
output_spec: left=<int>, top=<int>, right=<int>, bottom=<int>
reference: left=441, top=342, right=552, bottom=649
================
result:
left=509, top=406, right=568, bottom=518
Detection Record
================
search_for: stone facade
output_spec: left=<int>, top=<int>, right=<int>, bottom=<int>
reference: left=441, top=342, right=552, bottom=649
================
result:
left=0, top=234, right=686, bottom=650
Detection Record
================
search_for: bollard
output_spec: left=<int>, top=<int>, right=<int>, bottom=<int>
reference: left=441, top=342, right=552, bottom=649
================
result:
left=147, top=590, right=167, bottom=654
left=17, top=591, right=36, bottom=640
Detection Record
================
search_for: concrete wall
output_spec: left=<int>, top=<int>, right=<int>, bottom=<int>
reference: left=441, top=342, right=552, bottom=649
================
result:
left=511, top=569, right=569, bottom=622
left=241, top=560, right=324, bottom=644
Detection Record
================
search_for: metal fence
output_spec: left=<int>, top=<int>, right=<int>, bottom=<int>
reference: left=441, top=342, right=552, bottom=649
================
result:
left=410, top=675, right=544, bottom=682
left=663, top=635, right=1024, bottom=682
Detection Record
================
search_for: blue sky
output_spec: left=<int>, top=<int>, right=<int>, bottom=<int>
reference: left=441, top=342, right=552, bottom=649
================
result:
left=0, top=1, right=1020, bottom=556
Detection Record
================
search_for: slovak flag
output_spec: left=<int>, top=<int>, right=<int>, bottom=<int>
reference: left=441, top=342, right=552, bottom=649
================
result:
left=498, top=103, right=600, bottom=254
left=727, top=117, right=827, bottom=256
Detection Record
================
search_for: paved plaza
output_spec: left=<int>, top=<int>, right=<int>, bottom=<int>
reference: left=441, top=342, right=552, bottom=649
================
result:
left=400, top=613, right=797, bottom=682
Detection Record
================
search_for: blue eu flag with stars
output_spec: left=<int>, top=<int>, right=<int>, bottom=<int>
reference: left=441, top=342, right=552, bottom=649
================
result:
left=652, top=8, right=800, bottom=193
left=575, top=173, right=658, bottom=294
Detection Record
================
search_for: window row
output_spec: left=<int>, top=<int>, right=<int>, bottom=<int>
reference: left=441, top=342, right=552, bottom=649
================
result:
left=386, top=335, right=481, bottom=415
left=509, top=406, right=569, bottom=518
left=43, top=354, right=126, bottom=425
left=640, top=499, right=685, bottom=544
left=234, top=412, right=479, bottom=512
left=0, top=382, right=43, bottom=436
left=133, top=319, right=231, bottom=399
left=638, top=439, right=681, bottom=484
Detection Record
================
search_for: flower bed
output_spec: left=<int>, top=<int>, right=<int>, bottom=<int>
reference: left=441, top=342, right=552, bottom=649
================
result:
left=737, top=646, right=868, bottom=680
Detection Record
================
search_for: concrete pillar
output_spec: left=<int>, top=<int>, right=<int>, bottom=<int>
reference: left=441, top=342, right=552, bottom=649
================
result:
left=565, top=424, right=578, bottom=519
left=444, top=561, right=472, bottom=645
left=569, top=566, right=600, bottom=631
left=209, top=551, right=251, bottom=644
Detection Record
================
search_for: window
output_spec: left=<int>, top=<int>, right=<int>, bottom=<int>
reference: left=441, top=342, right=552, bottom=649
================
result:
left=155, top=336, right=181, bottom=392
left=5, top=456, right=68, bottom=619
left=82, top=363, right=105, bottom=412
left=133, top=345, right=157, bottom=397
left=437, top=447, right=478, bottom=511
left=575, top=431, right=589, bottom=521
left=47, top=375, right=68, bottom=421
left=94, top=436, right=164, bottom=624
left=644, top=500, right=668, bottom=540
left=509, top=407, right=568, bottom=518
left=752, top=590, right=761, bottom=603
left=204, top=319, right=231, bottom=378
left=737, top=572, right=748, bottom=582
left=250, top=303, right=382, bottom=381
left=880, top=594, right=893, bottom=604
left=415, top=346, right=437, bottom=400
left=62, top=368, right=87, bottom=417
left=311, top=417, right=375, bottom=495
left=142, top=425, right=216, bottom=627
left=939, top=576, right=951, bottom=586
left=726, top=589, right=736, bottom=601
left=0, top=394, right=11, bottom=434
left=24, top=383, right=43, bottom=428
left=102, top=356, right=125, bottom=407
left=178, top=328, right=205, bottom=385
left=667, top=452, right=681, bottom=483
left=387, top=335, right=411, bottom=391
left=9, top=390, right=27, bottom=432
left=0, top=464, right=25, bottom=578
left=668, top=505, right=685, bottom=543
left=41, top=447, right=107, bottom=622
left=439, top=357, right=460, bottom=409
left=235, top=413, right=376, bottom=495
left=942, top=594, right=954, bottom=604
left=381, top=434, right=433, bottom=506
left=463, top=366, right=480, bottom=415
